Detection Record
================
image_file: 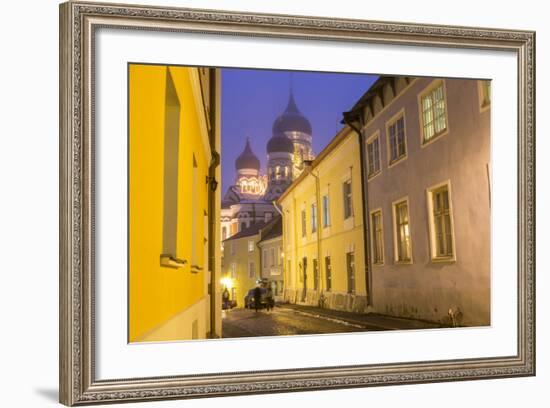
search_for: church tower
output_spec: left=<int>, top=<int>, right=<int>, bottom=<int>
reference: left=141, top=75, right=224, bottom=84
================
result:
left=271, top=89, right=314, bottom=179
left=234, top=138, right=266, bottom=199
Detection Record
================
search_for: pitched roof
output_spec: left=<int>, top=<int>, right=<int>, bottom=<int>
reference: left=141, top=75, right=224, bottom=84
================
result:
left=258, top=216, right=282, bottom=244
left=222, top=220, right=267, bottom=242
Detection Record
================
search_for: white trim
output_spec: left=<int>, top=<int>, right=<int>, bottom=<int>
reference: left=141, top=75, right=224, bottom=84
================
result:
left=425, top=179, right=458, bottom=262
left=385, top=107, right=408, bottom=168
left=366, top=130, right=382, bottom=180
left=391, top=196, right=413, bottom=264
left=417, top=79, right=450, bottom=148
left=369, top=207, right=385, bottom=266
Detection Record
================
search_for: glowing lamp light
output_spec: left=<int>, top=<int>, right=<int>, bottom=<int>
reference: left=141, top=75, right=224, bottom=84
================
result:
left=220, top=277, right=233, bottom=289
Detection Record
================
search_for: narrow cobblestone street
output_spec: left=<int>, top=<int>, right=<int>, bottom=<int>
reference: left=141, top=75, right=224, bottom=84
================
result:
left=222, top=305, right=443, bottom=338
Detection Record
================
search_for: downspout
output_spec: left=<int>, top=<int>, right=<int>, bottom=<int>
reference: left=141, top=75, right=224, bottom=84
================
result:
left=343, top=111, right=373, bottom=307
left=208, top=69, right=221, bottom=337
left=309, top=170, right=323, bottom=300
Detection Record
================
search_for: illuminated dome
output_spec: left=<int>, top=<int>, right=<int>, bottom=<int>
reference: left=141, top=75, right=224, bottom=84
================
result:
left=272, top=92, right=312, bottom=136
left=235, top=138, right=260, bottom=170
left=267, top=132, right=294, bottom=154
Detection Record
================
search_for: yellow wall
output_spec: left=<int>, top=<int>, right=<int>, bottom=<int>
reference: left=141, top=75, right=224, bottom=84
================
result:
left=222, top=235, right=261, bottom=307
left=129, top=65, right=211, bottom=342
left=280, top=128, right=367, bottom=309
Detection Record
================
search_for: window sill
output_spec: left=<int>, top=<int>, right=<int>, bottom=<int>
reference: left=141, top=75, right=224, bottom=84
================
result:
left=388, top=155, right=407, bottom=169
left=394, top=260, right=413, bottom=265
left=430, top=256, right=456, bottom=263
left=190, top=265, right=204, bottom=274
left=160, top=254, right=187, bottom=269
left=420, top=128, right=449, bottom=148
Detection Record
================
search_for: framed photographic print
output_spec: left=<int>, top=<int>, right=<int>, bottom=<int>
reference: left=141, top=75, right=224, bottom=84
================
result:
left=59, top=0, right=535, bottom=405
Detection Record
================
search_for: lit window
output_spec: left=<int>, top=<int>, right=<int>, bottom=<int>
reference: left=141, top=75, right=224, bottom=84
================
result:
left=284, top=166, right=289, bottom=178
left=388, top=115, right=406, bottom=164
left=366, top=135, right=381, bottom=177
left=393, top=200, right=412, bottom=263
left=371, top=210, right=384, bottom=264
left=301, top=209, right=307, bottom=237
left=275, top=165, right=281, bottom=180
left=343, top=180, right=353, bottom=219
left=421, top=82, right=447, bottom=143
left=322, top=195, right=330, bottom=227
left=311, top=203, right=317, bottom=233
left=248, top=240, right=254, bottom=252
left=428, top=184, right=455, bottom=260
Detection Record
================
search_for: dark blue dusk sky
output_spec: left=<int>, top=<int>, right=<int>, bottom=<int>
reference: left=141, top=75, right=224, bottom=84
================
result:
left=221, top=68, right=378, bottom=190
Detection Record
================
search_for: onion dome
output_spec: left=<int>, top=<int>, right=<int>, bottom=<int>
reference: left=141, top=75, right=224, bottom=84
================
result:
left=235, top=138, right=260, bottom=170
left=267, top=131, right=294, bottom=154
left=272, top=92, right=312, bottom=136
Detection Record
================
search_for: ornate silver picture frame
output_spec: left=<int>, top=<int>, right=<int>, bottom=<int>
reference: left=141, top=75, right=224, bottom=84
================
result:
left=59, top=1, right=535, bottom=405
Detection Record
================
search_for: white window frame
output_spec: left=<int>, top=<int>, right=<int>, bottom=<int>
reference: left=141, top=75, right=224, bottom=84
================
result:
left=248, top=261, right=255, bottom=278
left=322, top=194, right=331, bottom=228
left=366, top=131, right=381, bottom=179
left=385, top=108, right=408, bottom=167
left=247, top=240, right=254, bottom=252
left=342, top=178, right=353, bottom=220
left=392, top=196, right=413, bottom=264
left=370, top=208, right=385, bottom=265
left=418, top=79, right=449, bottom=147
left=426, top=180, right=457, bottom=262
left=311, top=202, right=317, bottom=233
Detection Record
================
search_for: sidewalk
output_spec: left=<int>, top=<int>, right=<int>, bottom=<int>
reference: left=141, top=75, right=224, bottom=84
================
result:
left=278, top=303, right=445, bottom=331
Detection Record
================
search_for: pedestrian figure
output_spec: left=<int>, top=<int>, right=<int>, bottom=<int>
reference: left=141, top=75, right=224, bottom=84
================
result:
left=265, top=286, right=274, bottom=312
left=253, top=286, right=262, bottom=312
left=222, top=287, right=230, bottom=309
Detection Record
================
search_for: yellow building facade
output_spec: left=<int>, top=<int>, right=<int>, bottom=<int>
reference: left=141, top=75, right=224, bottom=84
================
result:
left=221, top=225, right=264, bottom=307
left=128, top=64, right=221, bottom=342
left=278, top=127, right=369, bottom=312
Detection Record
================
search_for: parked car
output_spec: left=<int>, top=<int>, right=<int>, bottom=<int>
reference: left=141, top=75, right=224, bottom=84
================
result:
left=244, top=287, right=274, bottom=309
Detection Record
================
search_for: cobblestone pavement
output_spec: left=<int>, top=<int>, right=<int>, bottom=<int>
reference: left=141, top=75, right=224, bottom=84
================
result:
left=221, top=306, right=384, bottom=338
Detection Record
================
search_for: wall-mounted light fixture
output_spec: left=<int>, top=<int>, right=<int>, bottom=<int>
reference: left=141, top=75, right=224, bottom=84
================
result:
left=206, top=176, right=218, bottom=192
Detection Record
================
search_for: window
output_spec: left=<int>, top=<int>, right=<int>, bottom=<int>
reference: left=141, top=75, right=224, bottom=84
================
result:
left=277, top=246, right=282, bottom=265
left=230, top=262, right=237, bottom=279
left=343, top=180, right=353, bottom=219
left=301, top=209, right=307, bottom=237
left=161, top=70, right=181, bottom=262
left=479, top=80, right=491, bottom=108
left=275, top=165, right=281, bottom=180
left=366, top=134, right=381, bottom=177
left=371, top=210, right=384, bottom=264
left=264, top=212, right=272, bottom=223
left=313, top=259, right=319, bottom=291
left=429, top=184, right=455, bottom=260
left=322, top=195, right=330, bottom=227
left=284, top=166, right=289, bottom=179
left=393, top=200, right=412, bottom=262
left=311, top=203, right=317, bottom=232
left=230, top=242, right=235, bottom=255
left=388, top=115, right=406, bottom=164
left=262, top=249, right=267, bottom=268
left=221, top=226, right=227, bottom=240
left=325, top=256, right=332, bottom=291
left=248, top=240, right=254, bottom=252
left=346, top=252, right=355, bottom=294
left=270, top=247, right=275, bottom=267
left=248, top=261, right=255, bottom=278
left=421, top=82, right=447, bottom=143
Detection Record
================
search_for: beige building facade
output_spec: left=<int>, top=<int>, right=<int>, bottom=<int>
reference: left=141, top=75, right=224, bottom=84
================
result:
left=345, top=76, right=491, bottom=326
left=278, top=128, right=368, bottom=312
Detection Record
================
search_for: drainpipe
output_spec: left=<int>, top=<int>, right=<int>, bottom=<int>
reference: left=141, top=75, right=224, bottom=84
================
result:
left=308, top=170, right=323, bottom=299
left=343, top=110, right=373, bottom=307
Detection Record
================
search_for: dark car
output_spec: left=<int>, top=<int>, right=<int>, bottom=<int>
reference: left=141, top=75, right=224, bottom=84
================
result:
left=244, top=287, right=274, bottom=309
